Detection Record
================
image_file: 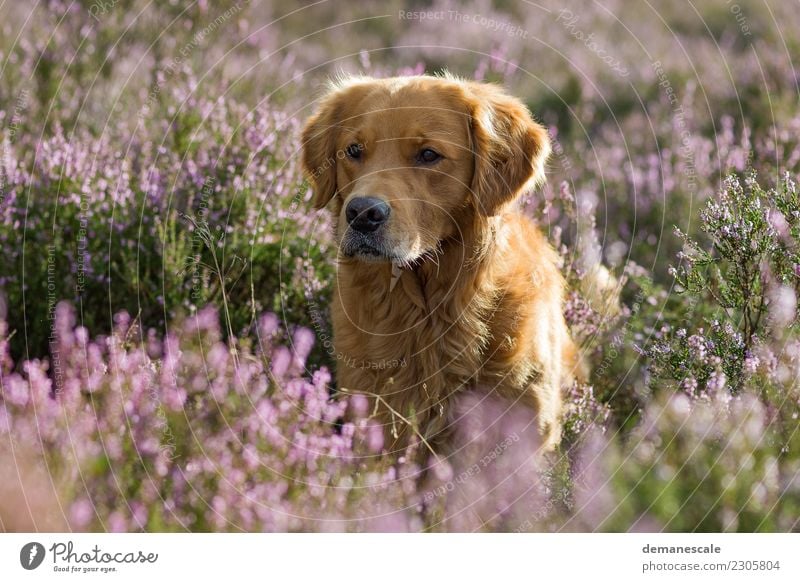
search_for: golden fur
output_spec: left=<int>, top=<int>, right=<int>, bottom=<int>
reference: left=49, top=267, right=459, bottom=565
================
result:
left=301, top=75, right=578, bottom=453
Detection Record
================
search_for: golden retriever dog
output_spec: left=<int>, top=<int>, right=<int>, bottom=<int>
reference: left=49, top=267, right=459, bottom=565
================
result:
left=301, top=75, right=578, bottom=454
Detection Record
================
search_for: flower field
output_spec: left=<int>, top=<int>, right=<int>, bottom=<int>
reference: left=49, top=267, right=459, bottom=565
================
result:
left=0, top=0, right=799, bottom=532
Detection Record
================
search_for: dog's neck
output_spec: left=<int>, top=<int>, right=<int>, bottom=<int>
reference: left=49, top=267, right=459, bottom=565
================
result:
left=385, top=214, right=502, bottom=311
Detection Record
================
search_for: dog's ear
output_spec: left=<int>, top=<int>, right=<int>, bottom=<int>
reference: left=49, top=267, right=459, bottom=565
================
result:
left=302, top=80, right=374, bottom=210
left=467, top=83, right=551, bottom=216
left=301, top=89, right=343, bottom=210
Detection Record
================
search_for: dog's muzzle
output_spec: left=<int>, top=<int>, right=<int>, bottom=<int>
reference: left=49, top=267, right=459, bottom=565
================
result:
left=341, top=197, right=392, bottom=259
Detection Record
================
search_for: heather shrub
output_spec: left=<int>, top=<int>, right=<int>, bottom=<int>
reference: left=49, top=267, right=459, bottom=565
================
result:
left=573, top=390, right=800, bottom=532
left=0, top=301, right=424, bottom=532
left=560, top=171, right=800, bottom=533
left=423, top=392, right=550, bottom=532
left=0, top=91, right=335, bottom=362
left=2, top=0, right=800, bottom=534
left=647, top=172, right=800, bottom=394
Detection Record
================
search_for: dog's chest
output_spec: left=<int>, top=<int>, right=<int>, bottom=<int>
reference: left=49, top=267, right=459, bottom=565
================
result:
left=331, top=273, right=491, bottom=393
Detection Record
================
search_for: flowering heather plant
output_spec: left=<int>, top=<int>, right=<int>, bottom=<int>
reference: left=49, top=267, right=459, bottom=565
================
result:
left=647, top=172, right=800, bottom=394
left=422, top=392, right=550, bottom=532
left=573, top=390, right=800, bottom=532
left=2, top=0, right=800, bottom=535
left=562, top=381, right=611, bottom=443
left=0, top=301, right=428, bottom=532
left=0, top=87, right=335, bottom=363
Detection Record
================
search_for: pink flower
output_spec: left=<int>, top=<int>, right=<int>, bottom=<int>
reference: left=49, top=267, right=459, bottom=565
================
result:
left=70, top=499, right=95, bottom=529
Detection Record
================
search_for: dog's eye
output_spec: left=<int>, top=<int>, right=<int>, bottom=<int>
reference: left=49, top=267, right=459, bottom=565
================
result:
left=345, top=143, right=364, bottom=160
left=417, top=148, right=442, bottom=164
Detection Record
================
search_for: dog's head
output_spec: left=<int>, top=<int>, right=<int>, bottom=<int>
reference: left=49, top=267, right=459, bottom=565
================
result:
left=301, top=75, right=550, bottom=264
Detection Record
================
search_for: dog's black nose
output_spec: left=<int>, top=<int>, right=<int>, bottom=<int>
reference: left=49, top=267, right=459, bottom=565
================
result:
left=345, top=197, right=390, bottom=232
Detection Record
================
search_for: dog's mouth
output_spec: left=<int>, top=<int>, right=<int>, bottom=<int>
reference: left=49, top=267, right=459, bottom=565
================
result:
left=339, top=227, right=431, bottom=265
left=340, top=231, right=393, bottom=262
left=347, top=244, right=385, bottom=260
left=340, top=235, right=426, bottom=266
